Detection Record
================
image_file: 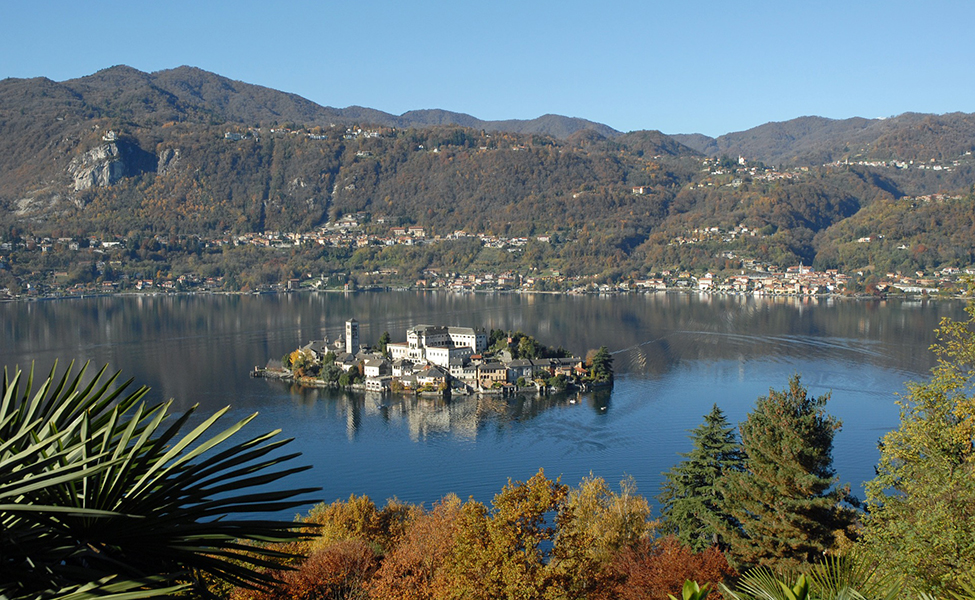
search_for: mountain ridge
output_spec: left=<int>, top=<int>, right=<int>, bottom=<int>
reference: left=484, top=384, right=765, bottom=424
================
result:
left=4, top=64, right=975, bottom=293
left=49, top=65, right=621, bottom=138
left=8, top=64, right=975, bottom=165
left=671, top=112, right=975, bottom=166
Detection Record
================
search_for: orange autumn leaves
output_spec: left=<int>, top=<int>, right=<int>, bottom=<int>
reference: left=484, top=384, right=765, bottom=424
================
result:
left=232, top=472, right=734, bottom=600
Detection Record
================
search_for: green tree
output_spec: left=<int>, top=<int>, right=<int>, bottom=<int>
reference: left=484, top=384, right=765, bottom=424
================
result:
left=0, top=361, right=317, bottom=600
left=714, top=376, right=853, bottom=571
left=861, top=301, right=975, bottom=594
left=589, top=346, right=614, bottom=382
left=378, top=330, right=391, bottom=356
left=517, top=335, right=542, bottom=359
left=658, top=404, right=745, bottom=551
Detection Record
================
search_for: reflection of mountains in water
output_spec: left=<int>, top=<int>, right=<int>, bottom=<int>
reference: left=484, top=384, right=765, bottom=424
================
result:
left=290, top=387, right=612, bottom=443
left=614, top=329, right=897, bottom=376
left=2, top=292, right=962, bottom=414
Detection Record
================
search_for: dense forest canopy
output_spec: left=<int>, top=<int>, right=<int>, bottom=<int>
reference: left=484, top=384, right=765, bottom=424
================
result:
left=4, top=66, right=975, bottom=291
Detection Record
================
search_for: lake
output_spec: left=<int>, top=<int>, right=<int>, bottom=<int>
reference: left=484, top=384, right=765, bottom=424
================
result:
left=0, top=291, right=963, bottom=512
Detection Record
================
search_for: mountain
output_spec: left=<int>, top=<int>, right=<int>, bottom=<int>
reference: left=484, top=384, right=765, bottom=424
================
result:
left=24, top=65, right=617, bottom=138
left=4, top=64, right=975, bottom=294
left=671, top=113, right=975, bottom=166
left=618, top=130, right=701, bottom=158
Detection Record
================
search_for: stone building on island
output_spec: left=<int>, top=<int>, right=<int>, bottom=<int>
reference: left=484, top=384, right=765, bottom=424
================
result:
left=387, top=325, right=488, bottom=369
left=289, top=320, right=588, bottom=394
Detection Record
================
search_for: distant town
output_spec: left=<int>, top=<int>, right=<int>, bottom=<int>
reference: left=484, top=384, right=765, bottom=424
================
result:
left=3, top=214, right=971, bottom=300
left=5, top=142, right=975, bottom=301
left=257, top=320, right=613, bottom=397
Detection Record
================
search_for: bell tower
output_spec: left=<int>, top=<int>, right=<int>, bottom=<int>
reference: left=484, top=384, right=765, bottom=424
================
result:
left=345, top=318, right=359, bottom=355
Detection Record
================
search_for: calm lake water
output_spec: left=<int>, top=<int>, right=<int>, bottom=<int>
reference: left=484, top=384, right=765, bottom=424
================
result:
left=1, top=291, right=964, bottom=512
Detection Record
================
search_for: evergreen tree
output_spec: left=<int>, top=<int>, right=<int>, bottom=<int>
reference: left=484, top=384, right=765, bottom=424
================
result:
left=378, top=330, right=391, bottom=356
left=658, top=404, right=744, bottom=552
left=862, top=302, right=975, bottom=594
left=715, top=375, right=853, bottom=571
left=589, top=346, right=614, bottom=382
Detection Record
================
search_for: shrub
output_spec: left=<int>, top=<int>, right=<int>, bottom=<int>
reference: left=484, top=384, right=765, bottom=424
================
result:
left=610, top=536, right=736, bottom=600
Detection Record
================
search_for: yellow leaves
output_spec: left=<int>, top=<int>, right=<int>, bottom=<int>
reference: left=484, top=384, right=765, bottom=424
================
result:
left=951, top=395, right=975, bottom=456
left=863, top=299, right=975, bottom=591
left=554, top=475, right=654, bottom=571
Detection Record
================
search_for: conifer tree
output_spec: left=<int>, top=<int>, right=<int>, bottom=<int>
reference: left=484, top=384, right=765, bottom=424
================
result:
left=589, top=346, right=614, bottom=382
left=658, top=404, right=744, bottom=551
left=715, top=376, right=853, bottom=571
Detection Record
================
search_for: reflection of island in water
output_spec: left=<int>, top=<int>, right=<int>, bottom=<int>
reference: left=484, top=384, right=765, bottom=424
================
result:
left=272, top=380, right=612, bottom=442
left=0, top=291, right=962, bottom=415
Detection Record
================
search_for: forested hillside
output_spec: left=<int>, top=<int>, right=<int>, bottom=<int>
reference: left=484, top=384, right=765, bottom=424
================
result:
left=4, top=65, right=975, bottom=293
left=673, top=112, right=975, bottom=166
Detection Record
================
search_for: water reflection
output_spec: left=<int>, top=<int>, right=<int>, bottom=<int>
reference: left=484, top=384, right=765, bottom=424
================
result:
left=0, top=292, right=959, bottom=412
left=0, top=292, right=964, bottom=506
left=266, top=379, right=614, bottom=443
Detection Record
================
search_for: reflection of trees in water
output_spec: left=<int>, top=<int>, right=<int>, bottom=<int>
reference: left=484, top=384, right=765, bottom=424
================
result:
left=0, top=292, right=963, bottom=412
left=597, top=295, right=957, bottom=377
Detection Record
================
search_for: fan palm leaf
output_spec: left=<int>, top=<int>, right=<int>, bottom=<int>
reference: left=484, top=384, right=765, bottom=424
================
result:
left=0, top=362, right=320, bottom=599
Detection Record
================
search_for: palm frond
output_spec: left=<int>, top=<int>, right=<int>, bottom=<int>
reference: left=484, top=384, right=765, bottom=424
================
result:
left=0, top=362, right=321, bottom=599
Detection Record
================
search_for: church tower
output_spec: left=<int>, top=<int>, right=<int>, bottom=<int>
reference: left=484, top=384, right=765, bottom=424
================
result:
left=345, top=318, right=360, bottom=355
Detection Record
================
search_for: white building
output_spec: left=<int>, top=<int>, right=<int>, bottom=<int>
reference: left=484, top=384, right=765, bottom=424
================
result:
left=388, top=324, right=488, bottom=368
left=345, top=318, right=360, bottom=355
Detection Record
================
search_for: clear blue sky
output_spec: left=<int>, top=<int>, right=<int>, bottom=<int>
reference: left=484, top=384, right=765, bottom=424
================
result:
left=2, top=0, right=973, bottom=137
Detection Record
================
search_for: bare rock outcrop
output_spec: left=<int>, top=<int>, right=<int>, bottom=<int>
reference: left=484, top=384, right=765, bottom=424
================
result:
left=157, top=148, right=181, bottom=176
left=67, top=143, right=126, bottom=191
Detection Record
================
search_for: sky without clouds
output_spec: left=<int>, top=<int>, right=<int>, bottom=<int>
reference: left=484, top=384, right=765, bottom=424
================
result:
left=1, top=0, right=972, bottom=137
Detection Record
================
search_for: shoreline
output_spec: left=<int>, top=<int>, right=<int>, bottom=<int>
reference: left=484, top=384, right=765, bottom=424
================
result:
left=1, top=285, right=966, bottom=304
left=253, top=366, right=600, bottom=399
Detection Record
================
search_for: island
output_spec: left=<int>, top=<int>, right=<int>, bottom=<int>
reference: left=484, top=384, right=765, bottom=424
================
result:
left=255, top=319, right=613, bottom=396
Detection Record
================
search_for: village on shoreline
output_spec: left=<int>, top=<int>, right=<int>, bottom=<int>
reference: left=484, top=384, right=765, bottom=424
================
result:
left=255, top=320, right=614, bottom=398
left=5, top=207, right=975, bottom=301
left=4, top=260, right=974, bottom=303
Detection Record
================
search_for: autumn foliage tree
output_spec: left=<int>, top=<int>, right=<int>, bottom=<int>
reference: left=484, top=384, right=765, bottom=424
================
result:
left=228, top=472, right=730, bottom=600
left=609, top=536, right=736, bottom=600
left=367, top=495, right=464, bottom=600
left=237, top=540, right=378, bottom=600
left=549, top=476, right=654, bottom=598
left=436, top=471, right=568, bottom=599
left=861, top=301, right=975, bottom=593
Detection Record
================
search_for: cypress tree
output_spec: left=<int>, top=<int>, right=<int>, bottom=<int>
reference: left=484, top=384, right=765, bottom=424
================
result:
left=715, top=375, right=853, bottom=571
left=658, top=404, right=744, bottom=551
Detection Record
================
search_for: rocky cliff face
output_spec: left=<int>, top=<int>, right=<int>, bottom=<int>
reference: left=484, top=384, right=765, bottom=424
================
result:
left=156, top=148, right=180, bottom=176
left=68, top=143, right=126, bottom=191
left=66, top=137, right=159, bottom=191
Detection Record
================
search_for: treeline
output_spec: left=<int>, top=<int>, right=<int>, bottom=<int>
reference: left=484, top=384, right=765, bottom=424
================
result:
left=220, top=355, right=974, bottom=599
left=221, top=474, right=732, bottom=600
